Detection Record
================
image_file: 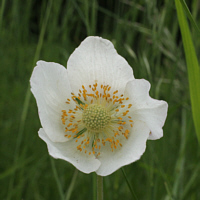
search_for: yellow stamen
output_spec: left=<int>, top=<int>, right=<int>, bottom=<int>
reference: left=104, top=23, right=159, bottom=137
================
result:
left=61, top=83, right=132, bottom=155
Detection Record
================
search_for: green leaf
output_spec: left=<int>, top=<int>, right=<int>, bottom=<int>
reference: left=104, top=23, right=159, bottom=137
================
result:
left=179, top=0, right=200, bottom=35
left=175, top=0, right=200, bottom=142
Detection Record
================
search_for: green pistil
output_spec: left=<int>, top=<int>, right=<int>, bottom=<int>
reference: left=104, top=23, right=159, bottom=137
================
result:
left=82, top=104, right=110, bottom=131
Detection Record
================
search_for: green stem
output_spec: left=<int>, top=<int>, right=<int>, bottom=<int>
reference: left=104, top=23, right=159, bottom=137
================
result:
left=93, top=173, right=97, bottom=200
left=97, top=175, right=103, bottom=200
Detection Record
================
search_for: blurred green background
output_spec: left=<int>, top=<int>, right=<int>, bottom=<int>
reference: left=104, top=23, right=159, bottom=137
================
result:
left=0, top=0, right=200, bottom=199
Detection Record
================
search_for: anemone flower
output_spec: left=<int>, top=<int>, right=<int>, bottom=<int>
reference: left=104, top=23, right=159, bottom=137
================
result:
left=30, top=36, right=168, bottom=176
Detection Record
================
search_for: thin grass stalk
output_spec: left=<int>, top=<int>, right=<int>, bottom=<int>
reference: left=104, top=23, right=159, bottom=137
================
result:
left=181, top=163, right=200, bottom=199
left=65, top=169, right=79, bottom=200
left=91, top=0, right=97, bottom=35
left=121, top=167, right=138, bottom=200
left=172, top=109, right=187, bottom=198
left=84, top=0, right=91, bottom=35
left=0, top=0, right=6, bottom=33
left=50, top=159, right=65, bottom=200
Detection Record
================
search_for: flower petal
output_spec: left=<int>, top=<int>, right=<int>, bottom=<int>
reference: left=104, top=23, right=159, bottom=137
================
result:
left=67, top=36, right=134, bottom=94
left=124, top=79, right=168, bottom=140
left=39, top=128, right=101, bottom=173
left=30, top=61, right=74, bottom=142
left=96, top=121, right=149, bottom=176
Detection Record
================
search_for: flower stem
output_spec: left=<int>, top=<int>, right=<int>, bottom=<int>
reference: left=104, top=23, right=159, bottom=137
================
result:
left=97, top=175, right=103, bottom=200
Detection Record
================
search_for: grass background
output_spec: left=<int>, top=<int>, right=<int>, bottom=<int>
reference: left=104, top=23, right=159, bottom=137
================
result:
left=0, top=0, right=200, bottom=199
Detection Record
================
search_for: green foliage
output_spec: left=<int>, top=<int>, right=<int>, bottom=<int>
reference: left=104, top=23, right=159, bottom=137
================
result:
left=0, top=0, right=200, bottom=199
left=175, top=0, right=200, bottom=142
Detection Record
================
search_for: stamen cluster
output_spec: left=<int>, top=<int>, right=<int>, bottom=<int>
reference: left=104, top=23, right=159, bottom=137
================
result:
left=61, top=82, right=133, bottom=156
left=82, top=104, right=110, bottom=131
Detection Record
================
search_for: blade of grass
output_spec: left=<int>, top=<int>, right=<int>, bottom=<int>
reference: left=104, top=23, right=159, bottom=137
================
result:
left=71, top=0, right=88, bottom=34
left=175, top=0, right=200, bottom=142
left=181, top=163, right=200, bottom=199
left=164, top=182, right=173, bottom=200
left=97, top=6, right=152, bottom=36
left=121, top=167, right=138, bottom=200
left=179, top=0, right=200, bottom=35
left=91, top=0, right=97, bottom=35
left=50, top=158, right=65, bottom=200
left=84, top=0, right=91, bottom=35
left=0, top=0, right=6, bottom=33
left=6, top=0, right=53, bottom=199
left=0, top=157, right=33, bottom=180
left=65, top=169, right=79, bottom=200
left=172, top=109, right=187, bottom=198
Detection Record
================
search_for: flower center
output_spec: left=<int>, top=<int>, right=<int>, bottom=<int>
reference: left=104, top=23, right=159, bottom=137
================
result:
left=61, top=82, right=134, bottom=157
left=82, top=104, right=110, bottom=132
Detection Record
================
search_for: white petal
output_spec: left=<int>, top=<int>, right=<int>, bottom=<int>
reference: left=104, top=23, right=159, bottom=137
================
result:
left=124, top=79, right=168, bottom=140
left=67, top=36, right=134, bottom=94
left=30, top=61, right=74, bottom=142
left=96, top=121, right=149, bottom=176
left=39, top=128, right=101, bottom=173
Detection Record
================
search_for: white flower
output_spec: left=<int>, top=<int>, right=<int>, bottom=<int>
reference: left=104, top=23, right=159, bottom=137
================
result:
left=30, top=36, right=168, bottom=176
